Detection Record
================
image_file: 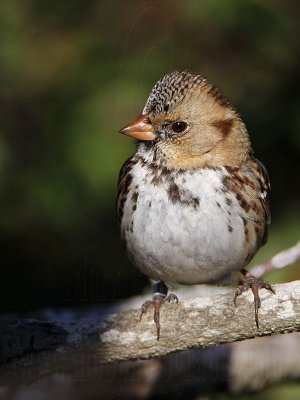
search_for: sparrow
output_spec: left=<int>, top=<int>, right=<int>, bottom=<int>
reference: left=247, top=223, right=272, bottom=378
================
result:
left=117, top=71, right=275, bottom=340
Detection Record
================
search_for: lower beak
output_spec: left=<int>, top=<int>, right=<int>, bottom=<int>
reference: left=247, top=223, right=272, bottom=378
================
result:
left=119, top=115, right=157, bottom=141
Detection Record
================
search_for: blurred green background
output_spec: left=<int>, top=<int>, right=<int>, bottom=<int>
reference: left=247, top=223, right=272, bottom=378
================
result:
left=0, top=0, right=299, bottom=314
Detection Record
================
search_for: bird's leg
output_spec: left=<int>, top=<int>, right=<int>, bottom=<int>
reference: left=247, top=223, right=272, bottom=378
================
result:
left=139, top=281, right=178, bottom=341
left=234, top=268, right=275, bottom=328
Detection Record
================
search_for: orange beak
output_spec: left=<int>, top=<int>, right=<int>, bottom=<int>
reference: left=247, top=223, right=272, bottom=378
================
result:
left=119, top=115, right=157, bottom=141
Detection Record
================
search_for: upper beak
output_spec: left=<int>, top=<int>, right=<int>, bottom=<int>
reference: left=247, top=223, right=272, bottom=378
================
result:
left=119, top=115, right=157, bottom=141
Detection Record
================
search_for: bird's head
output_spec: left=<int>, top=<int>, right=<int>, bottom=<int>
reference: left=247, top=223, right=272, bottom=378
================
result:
left=119, top=71, right=251, bottom=169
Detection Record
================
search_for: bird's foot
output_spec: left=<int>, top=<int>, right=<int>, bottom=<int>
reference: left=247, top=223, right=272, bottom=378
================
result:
left=234, top=268, right=275, bottom=328
left=139, top=281, right=178, bottom=341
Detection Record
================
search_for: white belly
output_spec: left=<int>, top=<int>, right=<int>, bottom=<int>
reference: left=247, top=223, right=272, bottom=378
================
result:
left=121, top=165, right=253, bottom=284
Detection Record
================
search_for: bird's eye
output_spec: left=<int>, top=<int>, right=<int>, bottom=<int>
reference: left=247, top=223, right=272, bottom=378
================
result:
left=171, top=121, right=187, bottom=133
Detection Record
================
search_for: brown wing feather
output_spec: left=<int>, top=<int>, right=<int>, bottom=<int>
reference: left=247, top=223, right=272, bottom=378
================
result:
left=255, top=158, right=271, bottom=224
left=116, top=156, right=135, bottom=225
left=248, top=157, right=271, bottom=245
left=224, top=156, right=271, bottom=250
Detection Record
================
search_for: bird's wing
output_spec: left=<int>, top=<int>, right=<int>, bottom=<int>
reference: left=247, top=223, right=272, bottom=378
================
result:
left=247, top=156, right=271, bottom=246
left=116, top=155, right=135, bottom=224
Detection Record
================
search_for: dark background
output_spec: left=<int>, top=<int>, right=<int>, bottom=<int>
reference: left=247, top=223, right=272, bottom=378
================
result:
left=1, top=0, right=299, bottom=318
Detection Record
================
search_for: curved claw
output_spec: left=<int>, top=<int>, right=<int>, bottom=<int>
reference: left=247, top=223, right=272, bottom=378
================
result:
left=165, top=293, right=179, bottom=303
left=254, top=296, right=261, bottom=329
left=235, top=269, right=275, bottom=329
left=233, top=287, right=242, bottom=305
left=264, top=281, right=276, bottom=295
left=233, top=283, right=249, bottom=306
left=139, top=300, right=154, bottom=321
left=138, top=288, right=179, bottom=340
left=153, top=302, right=161, bottom=341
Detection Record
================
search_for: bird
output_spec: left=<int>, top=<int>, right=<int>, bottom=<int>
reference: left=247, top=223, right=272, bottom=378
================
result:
left=117, top=70, right=275, bottom=340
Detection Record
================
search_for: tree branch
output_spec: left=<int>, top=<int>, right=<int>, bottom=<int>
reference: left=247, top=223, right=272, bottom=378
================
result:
left=250, top=241, right=300, bottom=278
left=99, top=280, right=300, bottom=363
left=1, top=244, right=300, bottom=388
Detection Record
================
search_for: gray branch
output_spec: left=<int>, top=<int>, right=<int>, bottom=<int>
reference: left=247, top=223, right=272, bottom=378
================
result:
left=250, top=241, right=300, bottom=278
left=100, top=280, right=300, bottom=363
left=1, top=280, right=300, bottom=397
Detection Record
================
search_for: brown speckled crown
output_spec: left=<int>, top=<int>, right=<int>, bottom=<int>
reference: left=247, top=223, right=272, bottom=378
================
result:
left=142, top=71, right=204, bottom=116
left=142, top=70, right=231, bottom=116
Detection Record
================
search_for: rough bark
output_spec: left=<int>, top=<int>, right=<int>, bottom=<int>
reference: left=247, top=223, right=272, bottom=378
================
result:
left=99, top=280, right=300, bottom=363
left=1, top=280, right=300, bottom=396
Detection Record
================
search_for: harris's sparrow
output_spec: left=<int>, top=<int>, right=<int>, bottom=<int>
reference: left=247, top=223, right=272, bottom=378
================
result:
left=117, top=71, right=275, bottom=339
